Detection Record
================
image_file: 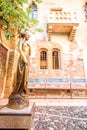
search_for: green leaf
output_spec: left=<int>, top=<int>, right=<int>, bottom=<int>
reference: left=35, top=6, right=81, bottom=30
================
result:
left=0, top=0, right=43, bottom=38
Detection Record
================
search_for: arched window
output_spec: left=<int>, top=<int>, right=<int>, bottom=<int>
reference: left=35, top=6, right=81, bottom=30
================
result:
left=84, top=2, right=87, bottom=20
left=40, top=51, right=47, bottom=69
left=29, top=2, right=38, bottom=19
left=52, top=50, right=60, bottom=69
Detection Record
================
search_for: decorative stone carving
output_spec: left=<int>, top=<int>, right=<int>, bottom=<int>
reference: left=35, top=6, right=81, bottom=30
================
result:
left=69, top=26, right=77, bottom=41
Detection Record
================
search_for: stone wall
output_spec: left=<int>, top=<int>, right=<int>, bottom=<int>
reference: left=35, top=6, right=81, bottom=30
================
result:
left=4, top=50, right=19, bottom=97
left=0, top=0, right=87, bottom=98
left=28, top=0, right=87, bottom=94
left=0, top=43, right=9, bottom=98
left=0, top=29, right=19, bottom=98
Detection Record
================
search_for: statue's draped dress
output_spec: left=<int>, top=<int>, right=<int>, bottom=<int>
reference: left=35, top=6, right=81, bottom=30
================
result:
left=8, top=40, right=31, bottom=109
left=13, top=42, right=29, bottom=95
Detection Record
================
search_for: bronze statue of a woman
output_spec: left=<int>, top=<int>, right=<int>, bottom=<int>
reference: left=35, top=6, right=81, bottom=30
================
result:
left=8, top=33, right=31, bottom=109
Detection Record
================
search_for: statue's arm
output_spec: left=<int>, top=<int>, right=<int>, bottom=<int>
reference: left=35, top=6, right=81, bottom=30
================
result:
left=28, top=44, right=31, bottom=56
left=19, top=40, right=28, bottom=64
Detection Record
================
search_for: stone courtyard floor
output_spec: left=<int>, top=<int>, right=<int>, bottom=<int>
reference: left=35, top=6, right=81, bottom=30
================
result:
left=31, top=99, right=87, bottom=130
left=0, top=99, right=87, bottom=130
left=33, top=106, right=87, bottom=130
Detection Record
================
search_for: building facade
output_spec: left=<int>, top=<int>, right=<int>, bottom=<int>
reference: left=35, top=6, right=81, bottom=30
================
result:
left=0, top=0, right=87, bottom=98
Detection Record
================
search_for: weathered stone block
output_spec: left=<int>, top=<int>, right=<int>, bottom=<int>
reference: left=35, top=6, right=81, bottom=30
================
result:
left=0, top=102, right=35, bottom=129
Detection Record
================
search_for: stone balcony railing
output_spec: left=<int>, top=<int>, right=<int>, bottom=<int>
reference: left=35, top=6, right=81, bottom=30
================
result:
left=48, top=11, right=79, bottom=23
left=47, top=11, right=79, bottom=41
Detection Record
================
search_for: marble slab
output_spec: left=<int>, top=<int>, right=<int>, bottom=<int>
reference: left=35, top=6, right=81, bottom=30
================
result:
left=0, top=102, right=35, bottom=129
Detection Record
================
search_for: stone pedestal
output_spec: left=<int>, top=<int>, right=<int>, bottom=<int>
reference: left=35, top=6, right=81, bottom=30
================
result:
left=0, top=102, right=35, bottom=130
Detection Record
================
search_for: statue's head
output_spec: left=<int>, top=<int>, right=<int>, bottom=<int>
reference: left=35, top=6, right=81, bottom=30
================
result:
left=21, top=33, right=30, bottom=41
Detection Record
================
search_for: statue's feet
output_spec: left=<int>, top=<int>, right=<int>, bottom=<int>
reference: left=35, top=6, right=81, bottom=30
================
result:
left=7, top=94, right=29, bottom=109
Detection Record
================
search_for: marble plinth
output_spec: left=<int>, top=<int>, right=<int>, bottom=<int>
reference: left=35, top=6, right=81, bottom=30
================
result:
left=0, top=102, right=35, bottom=130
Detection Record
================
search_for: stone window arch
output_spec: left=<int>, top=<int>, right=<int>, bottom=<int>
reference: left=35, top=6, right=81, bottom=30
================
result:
left=52, top=49, right=60, bottom=69
left=40, top=49, right=48, bottom=69
left=29, top=2, right=38, bottom=19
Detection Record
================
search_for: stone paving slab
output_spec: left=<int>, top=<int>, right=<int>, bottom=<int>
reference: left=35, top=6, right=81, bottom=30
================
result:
left=1, top=99, right=87, bottom=106
left=30, top=99, right=87, bottom=106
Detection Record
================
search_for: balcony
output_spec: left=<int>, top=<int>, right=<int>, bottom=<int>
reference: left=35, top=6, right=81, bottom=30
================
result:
left=47, top=10, right=79, bottom=41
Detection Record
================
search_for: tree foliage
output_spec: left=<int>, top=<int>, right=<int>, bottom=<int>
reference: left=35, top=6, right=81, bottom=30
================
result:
left=0, top=0, right=42, bottom=38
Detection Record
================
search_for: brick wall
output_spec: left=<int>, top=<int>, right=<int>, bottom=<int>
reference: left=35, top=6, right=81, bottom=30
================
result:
left=1, top=0, right=87, bottom=98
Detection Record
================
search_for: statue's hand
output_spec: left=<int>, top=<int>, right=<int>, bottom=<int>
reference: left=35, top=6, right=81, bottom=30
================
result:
left=24, top=59, right=28, bottom=65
